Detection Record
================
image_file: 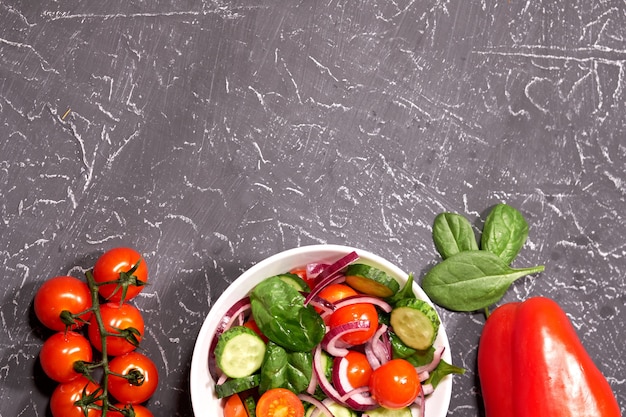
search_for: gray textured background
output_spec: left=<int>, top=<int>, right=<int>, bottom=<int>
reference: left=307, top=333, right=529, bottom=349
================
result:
left=1, top=1, right=625, bottom=416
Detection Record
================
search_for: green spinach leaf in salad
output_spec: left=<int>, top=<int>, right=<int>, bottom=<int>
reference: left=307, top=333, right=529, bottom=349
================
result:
left=259, top=341, right=312, bottom=394
left=250, top=276, right=325, bottom=352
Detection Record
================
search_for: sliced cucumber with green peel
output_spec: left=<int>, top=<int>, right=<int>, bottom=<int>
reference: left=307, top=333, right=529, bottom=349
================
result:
left=215, top=374, right=261, bottom=398
left=276, top=273, right=310, bottom=292
left=344, top=264, right=400, bottom=298
left=215, top=326, right=266, bottom=378
left=390, top=298, right=440, bottom=350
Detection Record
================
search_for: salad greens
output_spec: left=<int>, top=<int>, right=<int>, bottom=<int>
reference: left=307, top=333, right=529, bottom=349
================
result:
left=259, top=341, right=313, bottom=394
left=249, top=276, right=325, bottom=352
left=422, top=203, right=544, bottom=312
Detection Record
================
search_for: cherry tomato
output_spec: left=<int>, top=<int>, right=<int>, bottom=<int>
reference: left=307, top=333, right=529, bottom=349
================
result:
left=92, top=247, right=148, bottom=302
left=50, top=376, right=102, bottom=417
left=256, top=388, right=304, bottom=417
left=318, top=284, right=358, bottom=303
left=369, top=359, right=420, bottom=409
left=107, top=352, right=159, bottom=404
left=34, top=276, right=92, bottom=331
left=223, top=393, right=247, bottom=417
left=243, top=319, right=268, bottom=343
left=328, top=303, right=378, bottom=345
left=107, top=403, right=154, bottom=417
left=40, top=331, right=93, bottom=383
left=88, top=302, right=144, bottom=356
left=343, top=350, right=373, bottom=388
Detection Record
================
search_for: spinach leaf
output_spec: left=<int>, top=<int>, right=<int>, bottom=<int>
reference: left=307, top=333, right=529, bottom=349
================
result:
left=386, top=273, right=416, bottom=306
left=421, top=250, right=544, bottom=312
left=259, top=341, right=312, bottom=394
left=481, top=204, right=529, bottom=264
left=433, top=212, right=479, bottom=259
left=425, top=359, right=465, bottom=390
left=250, top=276, right=325, bottom=352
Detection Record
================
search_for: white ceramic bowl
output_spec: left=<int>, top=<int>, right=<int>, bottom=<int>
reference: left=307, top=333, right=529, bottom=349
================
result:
left=190, top=244, right=453, bottom=417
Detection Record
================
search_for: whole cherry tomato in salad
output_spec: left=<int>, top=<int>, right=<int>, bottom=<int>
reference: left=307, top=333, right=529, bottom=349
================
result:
left=107, top=351, right=159, bottom=404
left=256, top=388, right=304, bottom=417
left=343, top=350, right=373, bottom=388
left=88, top=302, right=144, bottom=356
left=50, top=376, right=102, bottom=417
left=369, top=358, right=420, bottom=409
left=34, top=276, right=92, bottom=331
left=318, top=283, right=358, bottom=303
left=92, top=247, right=148, bottom=302
left=40, top=331, right=93, bottom=383
left=328, top=303, right=378, bottom=345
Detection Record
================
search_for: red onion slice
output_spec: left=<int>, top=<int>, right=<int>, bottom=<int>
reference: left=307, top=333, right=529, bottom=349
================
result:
left=321, top=320, right=371, bottom=357
left=415, top=345, right=445, bottom=374
left=304, top=251, right=359, bottom=305
left=333, top=295, right=392, bottom=313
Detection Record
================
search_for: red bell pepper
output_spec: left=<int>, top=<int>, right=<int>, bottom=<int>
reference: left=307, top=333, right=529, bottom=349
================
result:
left=478, top=297, right=621, bottom=417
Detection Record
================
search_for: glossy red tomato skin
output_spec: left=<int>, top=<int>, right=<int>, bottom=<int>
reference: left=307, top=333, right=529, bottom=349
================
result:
left=107, top=403, right=154, bottom=417
left=88, top=302, right=144, bottom=356
left=92, top=247, right=148, bottom=302
left=369, top=359, right=420, bottom=409
left=40, top=331, right=93, bottom=383
left=34, top=276, right=93, bottom=331
left=50, top=376, right=102, bottom=417
left=344, top=350, right=373, bottom=388
left=328, top=303, right=378, bottom=345
left=107, top=352, right=159, bottom=404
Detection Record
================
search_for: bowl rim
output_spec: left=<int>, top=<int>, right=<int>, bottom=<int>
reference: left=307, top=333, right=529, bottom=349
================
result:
left=189, top=244, right=453, bottom=416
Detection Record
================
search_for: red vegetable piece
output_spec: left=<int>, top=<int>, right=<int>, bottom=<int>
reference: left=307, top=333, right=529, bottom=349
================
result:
left=478, top=297, right=621, bottom=417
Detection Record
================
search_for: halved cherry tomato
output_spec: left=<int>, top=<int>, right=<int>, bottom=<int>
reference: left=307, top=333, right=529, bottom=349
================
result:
left=88, top=302, right=144, bottom=356
left=40, top=331, right=93, bottom=383
left=50, top=376, right=102, bottom=417
left=328, top=303, right=378, bottom=345
left=369, top=358, right=420, bottom=409
left=34, top=276, right=92, bottom=331
left=92, top=247, right=148, bottom=302
left=107, top=403, right=154, bottom=417
left=343, top=350, right=373, bottom=388
left=256, top=388, right=304, bottom=417
left=107, top=351, right=159, bottom=404
left=223, top=393, right=248, bottom=417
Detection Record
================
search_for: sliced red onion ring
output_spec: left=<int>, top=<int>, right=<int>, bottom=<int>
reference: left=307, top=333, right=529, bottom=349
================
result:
left=364, top=324, right=391, bottom=369
left=304, top=251, right=359, bottom=305
left=333, top=295, right=392, bottom=313
left=413, top=383, right=426, bottom=417
left=321, top=320, right=371, bottom=357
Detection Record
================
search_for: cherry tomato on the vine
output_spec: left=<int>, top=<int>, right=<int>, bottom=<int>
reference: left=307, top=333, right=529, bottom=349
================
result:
left=369, top=358, right=420, bottom=409
left=34, top=276, right=92, bottom=331
left=88, top=302, right=144, bottom=356
left=50, top=376, right=102, bottom=417
left=40, top=331, right=93, bottom=383
left=107, top=403, right=154, bottom=417
left=107, top=351, right=159, bottom=404
left=343, top=350, right=373, bottom=388
left=93, top=247, right=148, bottom=302
left=328, top=303, right=378, bottom=345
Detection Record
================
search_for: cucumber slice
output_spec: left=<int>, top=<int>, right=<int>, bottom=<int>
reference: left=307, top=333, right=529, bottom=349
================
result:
left=304, top=399, right=358, bottom=417
left=276, top=273, right=310, bottom=292
left=215, top=374, right=261, bottom=398
left=244, top=395, right=257, bottom=417
left=390, top=299, right=440, bottom=351
left=215, top=326, right=266, bottom=378
left=365, top=406, right=413, bottom=417
left=344, top=264, right=400, bottom=298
